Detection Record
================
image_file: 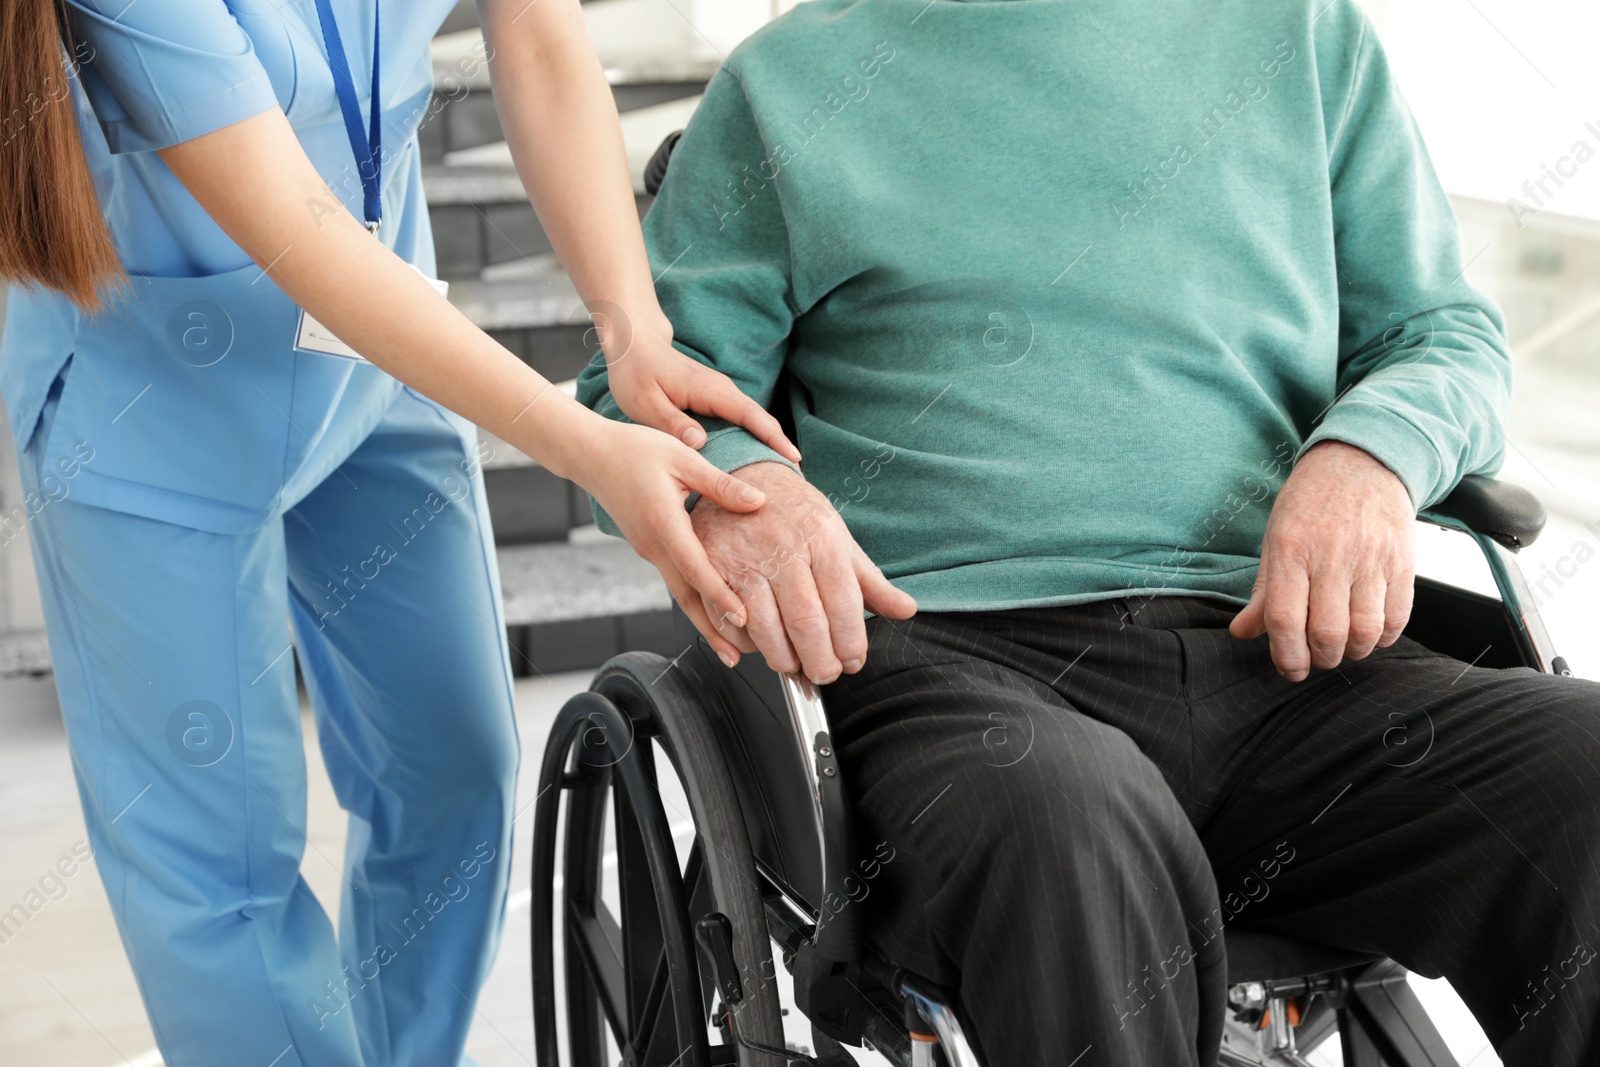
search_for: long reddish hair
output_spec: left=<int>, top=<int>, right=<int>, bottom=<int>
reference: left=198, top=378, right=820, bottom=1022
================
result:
left=0, top=0, right=123, bottom=310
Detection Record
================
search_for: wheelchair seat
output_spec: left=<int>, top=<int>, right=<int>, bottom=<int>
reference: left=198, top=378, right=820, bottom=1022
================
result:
left=1223, top=928, right=1375, bottom=983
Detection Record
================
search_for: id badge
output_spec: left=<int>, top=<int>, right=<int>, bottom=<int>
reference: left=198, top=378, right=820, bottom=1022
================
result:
left=294, top=268, right=450, bottom=360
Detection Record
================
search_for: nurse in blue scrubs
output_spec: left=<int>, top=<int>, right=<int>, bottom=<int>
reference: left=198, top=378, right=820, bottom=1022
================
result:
left=0, top=1, right=795, bottom=1064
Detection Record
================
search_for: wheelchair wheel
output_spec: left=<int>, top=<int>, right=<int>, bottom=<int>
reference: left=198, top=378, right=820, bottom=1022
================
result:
left=532, top=652, right=789, bottom=1067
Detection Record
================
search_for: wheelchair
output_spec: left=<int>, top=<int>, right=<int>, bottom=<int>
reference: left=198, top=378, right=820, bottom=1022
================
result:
left=529, top=132, right=1567, bottom=1067
left=529, top=471, right=1561, bottom=1067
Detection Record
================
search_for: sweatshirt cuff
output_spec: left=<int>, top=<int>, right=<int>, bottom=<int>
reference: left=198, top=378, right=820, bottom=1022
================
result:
left=698, top=424, right=795, bottom=479
left=1301, top=399, right=1446, bottom=509
left=589, top=423, right=799, bottom=538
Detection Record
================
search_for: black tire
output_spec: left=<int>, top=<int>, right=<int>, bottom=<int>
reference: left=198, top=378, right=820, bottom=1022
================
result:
left=532, top=652, right=787, bottom=1067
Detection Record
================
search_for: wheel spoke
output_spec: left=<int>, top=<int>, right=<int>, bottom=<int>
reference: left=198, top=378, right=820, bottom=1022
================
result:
left=639, top=842, right=708, bottom=1064
left=566, top=899, right=628, bottom=1039
left=616, top=750, right=671, bottom=1042
left=610, top=716, right=710, bottom=1066
left=683, top=842, right=722, bottom=1013
left=635, top=946, right=684, bottom=1066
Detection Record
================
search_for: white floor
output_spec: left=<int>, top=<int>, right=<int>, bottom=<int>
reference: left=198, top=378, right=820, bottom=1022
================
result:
left=3, top=501, right=1597, bottom=1067
left=0, top=668, right=594, bottom=1067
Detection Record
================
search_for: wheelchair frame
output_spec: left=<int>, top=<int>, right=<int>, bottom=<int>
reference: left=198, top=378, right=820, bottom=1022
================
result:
left=529, top=473, right=1560, bottom=1067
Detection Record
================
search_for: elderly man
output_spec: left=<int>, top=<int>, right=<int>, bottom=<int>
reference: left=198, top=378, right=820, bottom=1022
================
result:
left=577, top=0, right=1600, bottom=1062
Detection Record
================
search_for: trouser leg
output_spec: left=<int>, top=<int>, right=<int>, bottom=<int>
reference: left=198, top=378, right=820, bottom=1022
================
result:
left=825, top=611, right=1226, bottom=1066
left=283, top=388, right=519, bottom=1066
left=1172, top=601, right=1600, bottom=1067
left=21, top=405, right=360, bottom=1065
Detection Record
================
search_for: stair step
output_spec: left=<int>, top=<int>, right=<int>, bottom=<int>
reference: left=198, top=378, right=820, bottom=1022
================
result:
left=0, top=532, right=675, bottom=681
left=420, top=79, right=703, bottom=164
left=425, top=12, right=711, bottom=165
left=445, top=272, right=604, bottom=389
left=424, top=95, right=691, bottom=280
left=430, top=3, right=723, bottom=95
left=499, top=531, right=669, bottom=626
left=441, top=94, right=701, bottom=195
left=423, top=92, right=697, bottom=277
left=446, top=273, right=584, bottom=332
left=422, top=163, right=529, bottom=208
left=484, top=460, right=592, bottom=540
left=438, top=0, right=713, bottom=35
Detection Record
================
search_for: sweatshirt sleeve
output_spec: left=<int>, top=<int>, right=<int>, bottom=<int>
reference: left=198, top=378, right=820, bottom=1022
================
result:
left=1300, top=1, right=1513, bottom=509
left=575, top=63, right=801, bottom=536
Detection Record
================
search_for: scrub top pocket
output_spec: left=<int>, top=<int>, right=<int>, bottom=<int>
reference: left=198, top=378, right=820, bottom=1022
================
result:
left=45, top=262, right=324, bottom=533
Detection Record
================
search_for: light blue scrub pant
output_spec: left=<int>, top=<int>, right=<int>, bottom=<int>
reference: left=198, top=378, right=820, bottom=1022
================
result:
left=21, top=377, right=519, bottom=1067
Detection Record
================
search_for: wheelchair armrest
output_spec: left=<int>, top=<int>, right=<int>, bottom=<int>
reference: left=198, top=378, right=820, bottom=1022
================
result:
left=1419, top=474, right=1546, bottom=549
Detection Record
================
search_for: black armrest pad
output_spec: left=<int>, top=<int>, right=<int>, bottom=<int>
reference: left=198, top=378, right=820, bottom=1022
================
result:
left=644, top=131, right=683, bottom=197
left=1422, top=474, right=1546, bottom=548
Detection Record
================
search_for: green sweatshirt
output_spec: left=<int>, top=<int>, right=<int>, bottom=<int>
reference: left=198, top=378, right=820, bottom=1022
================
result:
left=577, top=0, right=1511, bottom=611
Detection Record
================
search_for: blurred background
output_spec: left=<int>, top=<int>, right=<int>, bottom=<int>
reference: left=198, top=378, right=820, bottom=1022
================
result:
left=1, top=0, right=1597, bottom=1064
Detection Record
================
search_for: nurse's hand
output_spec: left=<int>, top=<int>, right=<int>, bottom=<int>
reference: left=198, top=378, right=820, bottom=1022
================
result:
left=602, top=317, right=802, bottom=464
left=578, top=420, right=767, bottom=666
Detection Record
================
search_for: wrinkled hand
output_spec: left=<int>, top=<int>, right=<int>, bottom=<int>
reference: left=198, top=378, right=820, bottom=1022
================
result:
left=691, top=462, right=917, bottom=682
left=579, top=420, right=770, bottom=665
left=602, top=315, right=801, bottom=463
left=1230, top=441, right=1417, bottom=681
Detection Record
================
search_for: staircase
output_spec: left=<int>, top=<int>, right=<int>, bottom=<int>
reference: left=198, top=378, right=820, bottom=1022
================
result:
left=427, top=0, right=737, bottom=676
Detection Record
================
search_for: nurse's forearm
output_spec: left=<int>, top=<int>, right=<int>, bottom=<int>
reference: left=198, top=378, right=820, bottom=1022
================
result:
left=481, top=0, right=670, bottom=344
left=158, top=108, right=604, bottom=483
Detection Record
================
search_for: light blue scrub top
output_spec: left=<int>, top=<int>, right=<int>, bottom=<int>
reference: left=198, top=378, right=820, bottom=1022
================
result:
left=0, top=0, right=460, bottom=533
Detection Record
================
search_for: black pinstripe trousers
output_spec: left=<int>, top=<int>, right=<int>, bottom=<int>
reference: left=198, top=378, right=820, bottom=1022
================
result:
left=822, top=596, right=1600, bottom=1066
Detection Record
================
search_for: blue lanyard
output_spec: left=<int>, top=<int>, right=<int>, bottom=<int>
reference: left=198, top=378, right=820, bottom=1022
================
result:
left=313, top=0, right=383, bottom=232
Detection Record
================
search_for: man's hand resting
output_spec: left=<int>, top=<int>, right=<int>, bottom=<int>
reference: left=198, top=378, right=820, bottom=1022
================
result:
left=691, top=462, right=917, bottom=683
left=1230, top=441, right=1417, bottom=682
